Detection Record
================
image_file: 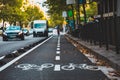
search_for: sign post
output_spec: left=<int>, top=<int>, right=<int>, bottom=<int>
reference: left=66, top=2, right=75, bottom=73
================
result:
left=66, top=0, right=75, bottom=30
left=62, top=11, right=67, bottom=33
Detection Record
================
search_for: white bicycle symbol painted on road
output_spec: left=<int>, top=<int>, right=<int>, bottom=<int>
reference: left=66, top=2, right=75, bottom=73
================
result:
left=61, top=63, right=99, bottom=71
left=15, top=63, right=100, bottom=71
left=15, top=63, right=54, bottom=71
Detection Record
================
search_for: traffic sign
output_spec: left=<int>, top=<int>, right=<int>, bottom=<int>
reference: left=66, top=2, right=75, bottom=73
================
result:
left=68, top=10, right=73, bottom=17
left=62, top=11, right=67, bottom=17
left=66, top=0, right=75, bottom=5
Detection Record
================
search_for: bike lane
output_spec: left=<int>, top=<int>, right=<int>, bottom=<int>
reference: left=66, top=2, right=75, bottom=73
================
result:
left=0, top=36, right=110, bottom=80
left=59, top=36, right=110, bottom=80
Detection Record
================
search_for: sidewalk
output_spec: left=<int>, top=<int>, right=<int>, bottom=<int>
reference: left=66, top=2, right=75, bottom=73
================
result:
left=65, top=34, right=120, bottom=72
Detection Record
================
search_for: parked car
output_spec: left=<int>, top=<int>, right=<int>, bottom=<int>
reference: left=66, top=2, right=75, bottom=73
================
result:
left=22, top=28, right=29, bottom=36
left=2, top=26, right=24, bottom=41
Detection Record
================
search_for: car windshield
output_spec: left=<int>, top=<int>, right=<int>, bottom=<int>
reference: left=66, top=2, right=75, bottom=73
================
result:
left=34, top=23, right=45, bottom=28
left=6, top=26, right=21, bottom=31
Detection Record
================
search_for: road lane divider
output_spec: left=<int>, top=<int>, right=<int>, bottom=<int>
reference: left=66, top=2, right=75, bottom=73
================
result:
left=56, top=51, right=60, bottom=54
left=55, top=36, right=61, bottom=61
left=0, top=36, right=53, bottom=72
left=57, top=48, right=60, bottom=51
left=57, top=45, right=60, bottom=48
left=54, top=64, right=61, bottom=71
left=55, top=56, right=60, bottom=60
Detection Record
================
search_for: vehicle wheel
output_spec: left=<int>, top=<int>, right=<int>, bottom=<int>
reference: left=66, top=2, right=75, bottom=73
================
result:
left=33, top=32, right=37, bottom=37
left=21, top=36, right=25, bottom=40
left=3, top=37, right=8, bottom=41
left=44, top=31, right=48, bottom=37
left=39, top=34, right=41, bottom=37
left=33, top=34, right=36, bottom=37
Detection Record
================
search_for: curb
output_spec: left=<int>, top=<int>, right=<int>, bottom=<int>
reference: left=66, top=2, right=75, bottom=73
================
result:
left=65, top=34, right=120, bottom=72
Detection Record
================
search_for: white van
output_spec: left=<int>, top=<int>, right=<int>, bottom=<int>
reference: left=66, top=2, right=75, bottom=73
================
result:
left=32, top=20, right=48, bottom=37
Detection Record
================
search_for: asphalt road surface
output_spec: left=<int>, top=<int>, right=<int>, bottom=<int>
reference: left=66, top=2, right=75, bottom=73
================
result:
left=0, top=35, right=46, bottom=56
left=0, top=35, right=109, bottom=80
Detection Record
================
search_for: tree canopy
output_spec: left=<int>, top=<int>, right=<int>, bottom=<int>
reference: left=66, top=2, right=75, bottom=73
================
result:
left=0, top=0, right=45, bottom=27
left=44, top=0, right=98, bottom=26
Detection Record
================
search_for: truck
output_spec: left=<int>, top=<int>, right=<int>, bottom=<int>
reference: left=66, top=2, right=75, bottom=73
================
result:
left=32, top=20, right=48, bottom=37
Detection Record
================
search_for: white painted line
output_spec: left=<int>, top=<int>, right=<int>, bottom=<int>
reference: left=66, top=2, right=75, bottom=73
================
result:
left=57, top=45, right=60, bottom=48
left=56, top=51, right=60, bottom=54
left=55, top=56, right=60, bottom=60
left=0, top=56, right=5, bottom=60
left=54, top=64, right=61, bottom=71
left=57, top=43, right=60, bottom=46
left=12, top=50, right=18, bottom=54
left=57, top=48, right=60, bottom=51
left=0, top=36, right=53, bottom=72
left=58, top=42, right=60, bottom=45
left=57, top=36, right=60, bottom=43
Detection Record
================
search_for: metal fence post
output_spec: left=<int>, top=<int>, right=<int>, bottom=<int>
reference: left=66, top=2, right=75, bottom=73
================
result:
left=113, top=0, right=119, bottom=54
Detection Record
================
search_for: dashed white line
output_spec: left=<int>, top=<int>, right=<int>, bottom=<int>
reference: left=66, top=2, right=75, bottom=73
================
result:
left=57, top=48, right=60, bottom=51
left=54, top=64, right=61, bottom=71
left=56, top=51, right=60, bottom=54
left=57, top=44, right=60, bottom=46
left=55, top=56, right=60, bottom=60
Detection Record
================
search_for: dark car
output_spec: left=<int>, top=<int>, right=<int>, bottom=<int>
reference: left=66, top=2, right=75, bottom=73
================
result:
left=2, top=26, right=25, bottom=41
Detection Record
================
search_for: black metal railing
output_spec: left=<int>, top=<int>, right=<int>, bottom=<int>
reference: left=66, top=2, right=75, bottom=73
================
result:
left=71, top=16, right=120, bottom=54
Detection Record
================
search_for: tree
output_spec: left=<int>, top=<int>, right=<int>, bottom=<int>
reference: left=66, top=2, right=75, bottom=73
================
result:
left=44, top=0, right=70, bottom=27
left=49, top=13, right=64, bottom=27
left=45, top=0, right=98, bottom=25
left=44, top=0, right=69, bottom=15
left=25, top=5, right=45, bottom=22
left=0, top=0, right=24, bottom=26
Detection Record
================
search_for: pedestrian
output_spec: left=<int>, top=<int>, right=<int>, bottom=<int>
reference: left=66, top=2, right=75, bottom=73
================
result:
left=57, top=25, right=60, bottom=36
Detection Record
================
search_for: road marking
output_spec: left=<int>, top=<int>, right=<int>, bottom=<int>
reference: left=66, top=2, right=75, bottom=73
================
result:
left=57, top=48, right=60, bottom=50
left=15, top=63, right=101, bottom=72
left=12, top=50, right=18, bottom=54
left=15, top=63, right=54, bottom=71
left=55, top=56, right=60, bottom=60
left=56, top=51, right=60, bottom=54
left=0, top=36, right=53, bottom=72
left=57, top=44, right=60, bottom=46
left=57, top=45, right=60, bottom=48
left=0, top=56, right=5, bottom=60
left=54, top=64, right=61, bottom=71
